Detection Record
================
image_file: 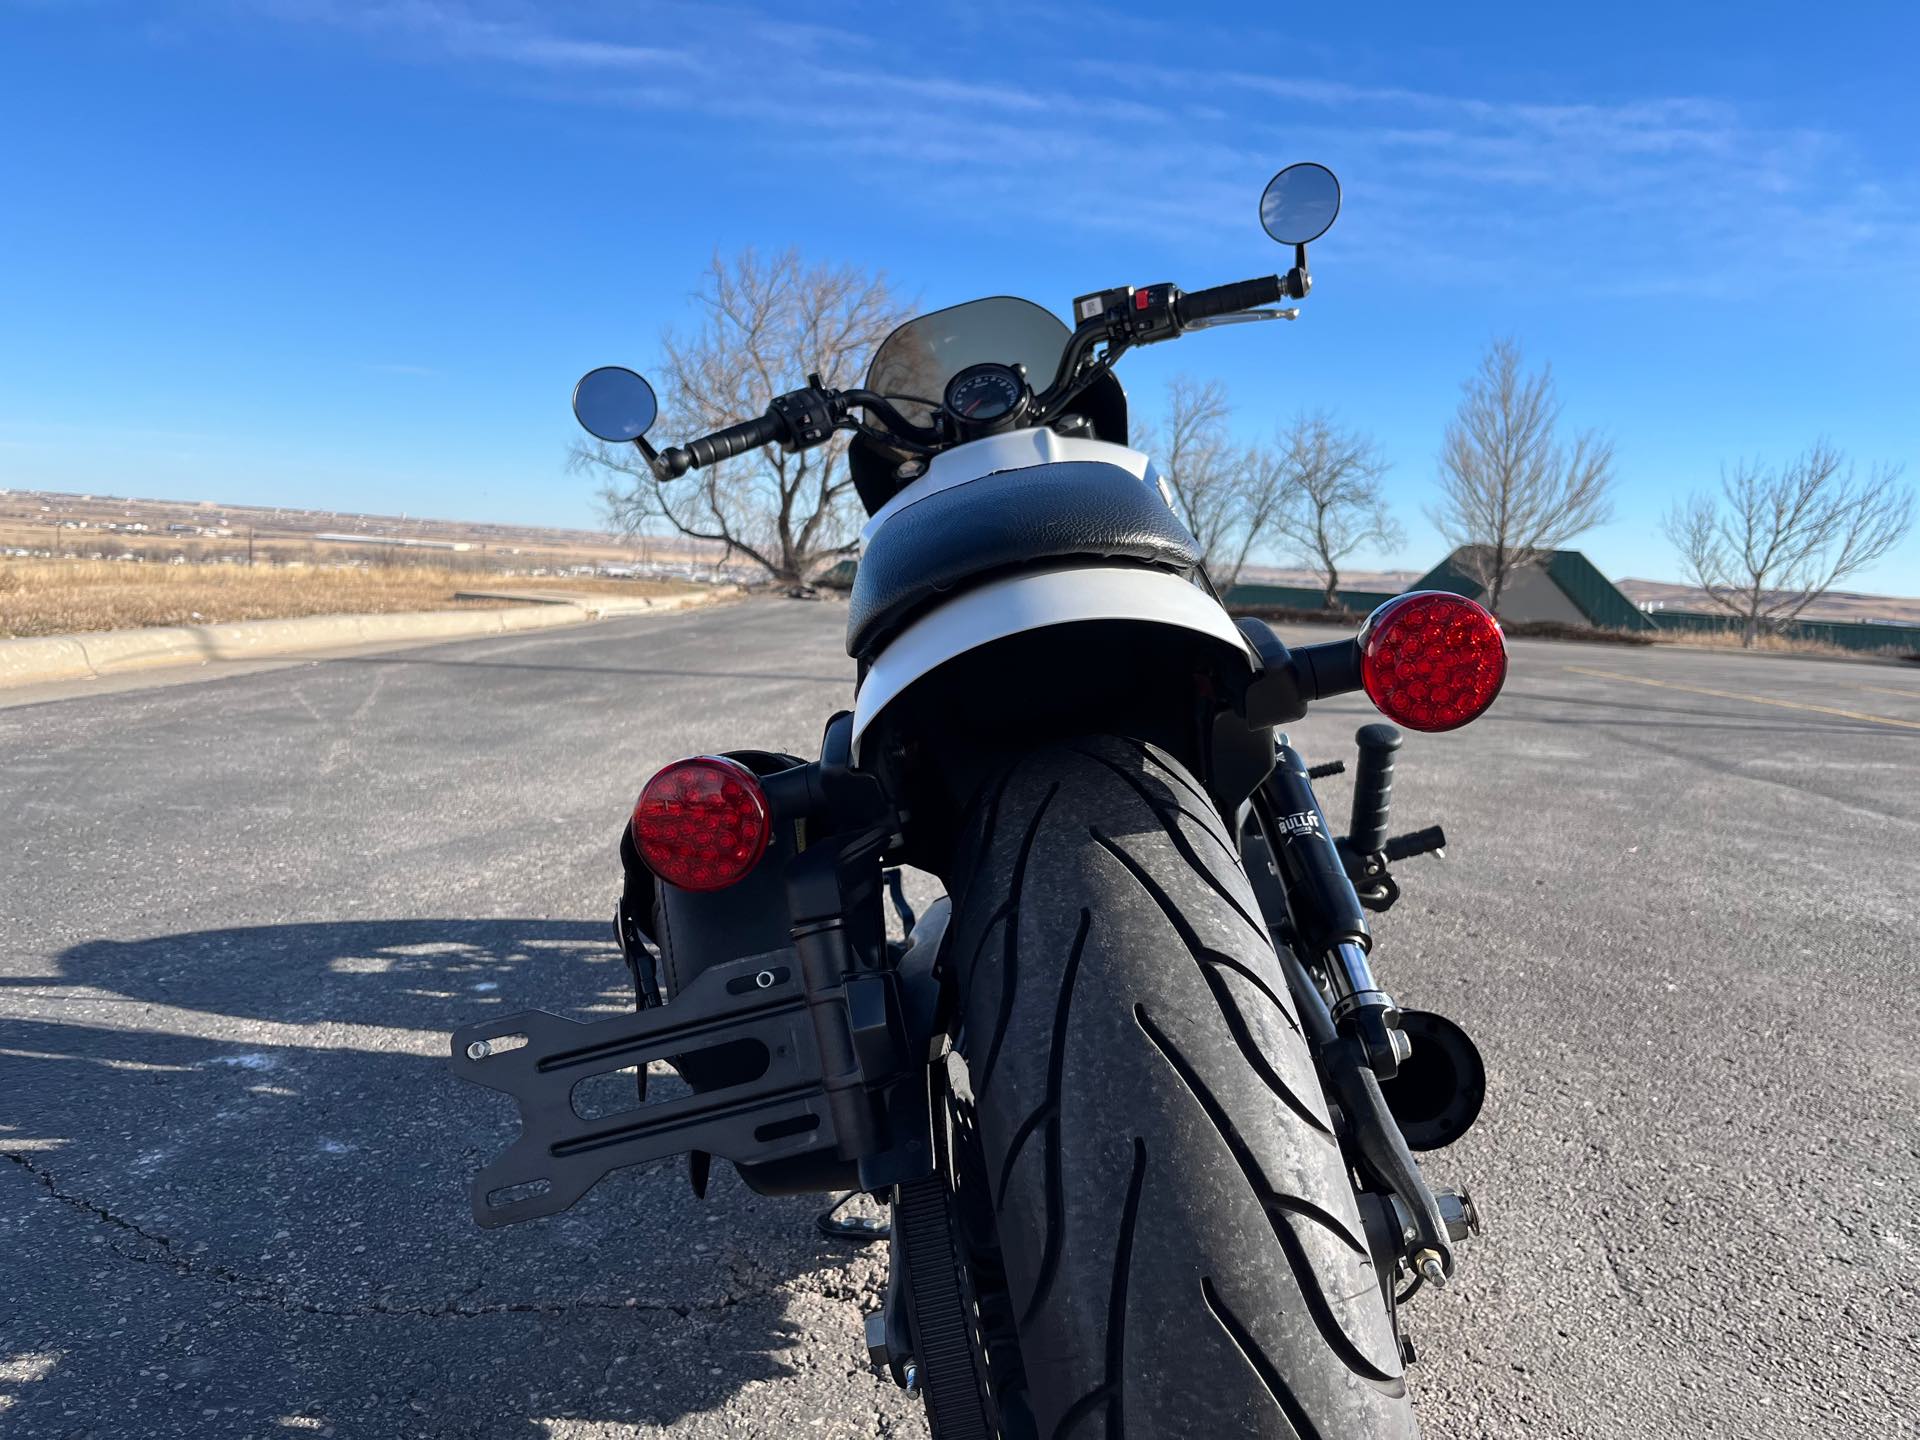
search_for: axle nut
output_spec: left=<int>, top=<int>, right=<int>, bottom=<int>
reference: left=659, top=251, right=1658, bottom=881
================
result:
left=1435, top=1189, right=1481, bottom=1242
left=864, top=1312, right=890, bottom=1369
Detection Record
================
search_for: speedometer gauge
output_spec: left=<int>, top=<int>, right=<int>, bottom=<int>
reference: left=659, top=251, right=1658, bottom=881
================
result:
left=943, top=363, right=1028, bottom=427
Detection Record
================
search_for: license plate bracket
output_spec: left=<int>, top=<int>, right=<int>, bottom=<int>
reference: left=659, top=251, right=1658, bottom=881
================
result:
left=449, top=948, right=837, bottom=1227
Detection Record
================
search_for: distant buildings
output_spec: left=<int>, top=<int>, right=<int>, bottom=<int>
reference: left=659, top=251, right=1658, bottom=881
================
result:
left=309, top=533, right=473, bottom=551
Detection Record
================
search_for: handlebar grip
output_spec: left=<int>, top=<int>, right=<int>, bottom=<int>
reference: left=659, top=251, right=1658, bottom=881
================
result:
left=685, top=411, right=787, bottom=469
left=1347, top=722, right=1403, bottom=857
left=1176, top=275, right=1285, bottom=326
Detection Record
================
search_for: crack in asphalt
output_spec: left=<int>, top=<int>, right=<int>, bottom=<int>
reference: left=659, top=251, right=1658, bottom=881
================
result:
left=4, top=1150, right=726, bottom=1322
left=1591, top=1218, right=1641, bottom=1303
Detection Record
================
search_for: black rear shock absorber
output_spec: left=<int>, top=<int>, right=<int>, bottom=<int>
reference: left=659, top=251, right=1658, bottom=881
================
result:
left=1262, top=741, right=1369, bottom=958
left=1258, top=740, right=1408, bottom=1078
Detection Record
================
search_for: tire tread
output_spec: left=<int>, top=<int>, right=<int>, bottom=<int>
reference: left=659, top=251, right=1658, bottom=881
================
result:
left=951, top=736, right=1415, bottom=1438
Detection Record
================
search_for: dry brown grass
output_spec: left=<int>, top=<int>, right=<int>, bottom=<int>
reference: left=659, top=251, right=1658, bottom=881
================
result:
left=1648, top=627, right=1887, bottom=659
left=1498, top=619, right=1656, bottom=646
left=0, top=560, right=694, bottom=638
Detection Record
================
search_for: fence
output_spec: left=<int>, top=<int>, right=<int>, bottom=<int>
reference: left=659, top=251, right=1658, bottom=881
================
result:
left=1219, top=582, right=1400, bottom=613
left=1646, top=609, right=1920, bottom=656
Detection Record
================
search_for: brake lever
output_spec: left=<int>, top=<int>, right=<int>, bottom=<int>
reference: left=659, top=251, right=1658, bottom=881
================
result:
left=1182, top=307, right=1301, bottom=331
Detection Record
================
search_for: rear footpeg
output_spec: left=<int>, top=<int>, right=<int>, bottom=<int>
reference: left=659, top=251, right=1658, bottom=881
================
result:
left=449, top=949, right=838, bottom=1227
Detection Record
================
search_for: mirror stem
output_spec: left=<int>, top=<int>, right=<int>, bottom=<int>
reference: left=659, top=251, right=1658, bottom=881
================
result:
left=633, top=434, right=672, bottom=483
left=1288, top=242, right=1312, bottom=300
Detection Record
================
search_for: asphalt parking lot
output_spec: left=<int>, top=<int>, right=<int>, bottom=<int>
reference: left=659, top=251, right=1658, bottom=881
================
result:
left=3, top=598, right=1915, bottom=1438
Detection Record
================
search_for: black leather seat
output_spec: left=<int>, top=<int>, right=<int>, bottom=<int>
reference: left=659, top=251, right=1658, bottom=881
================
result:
left=846, top=461, right=1204, bottom=660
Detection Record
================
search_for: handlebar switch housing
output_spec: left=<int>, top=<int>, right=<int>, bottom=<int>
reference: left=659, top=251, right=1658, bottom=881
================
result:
left=1123, top=283, right=1181, bottom=343
left=1071, top=283, right=1181, bottom=344
left=1071, top=284, right=1129, bottom=325
left=770, top=382, right=839, bottom=451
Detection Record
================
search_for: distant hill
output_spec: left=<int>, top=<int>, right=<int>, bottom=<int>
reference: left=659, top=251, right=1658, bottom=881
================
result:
left=12, top=485, right=1911, bottom=624
left=0, top=487, right=746, bottom=579
left=1234, top=563, right=1920, bottom=628
left=1615, top=578, right=1920, bottom=627
left=1235, top=565, right=1422, bottom=590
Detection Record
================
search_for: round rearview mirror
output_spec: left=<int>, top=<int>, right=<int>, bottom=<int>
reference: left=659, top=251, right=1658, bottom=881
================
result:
left=572, top=366, right=659, bottom=443
left=1260, top=162, right=1342, bottom=246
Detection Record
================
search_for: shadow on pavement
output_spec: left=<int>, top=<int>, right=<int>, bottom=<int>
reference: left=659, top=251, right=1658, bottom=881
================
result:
left=8, top=917, right=631, bottom=1029
left=2, top=918, right=884, bottom=1436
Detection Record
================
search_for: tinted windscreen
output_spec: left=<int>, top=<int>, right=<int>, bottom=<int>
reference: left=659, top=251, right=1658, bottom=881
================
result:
left=866, top=297, right=1071, bottom=425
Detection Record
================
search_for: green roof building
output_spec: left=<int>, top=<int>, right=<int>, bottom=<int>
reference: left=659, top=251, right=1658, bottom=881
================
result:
left=1407, top=547, right=1656, bottom=632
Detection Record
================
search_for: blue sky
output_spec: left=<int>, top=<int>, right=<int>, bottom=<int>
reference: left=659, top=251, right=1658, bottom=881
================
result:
left=3, top=0, right=1917, bottom=589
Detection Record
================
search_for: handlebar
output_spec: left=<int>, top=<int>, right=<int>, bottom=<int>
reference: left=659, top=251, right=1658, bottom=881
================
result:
left=643, top=267, right=1309, bottom=479
left=1175, top=274, right=1286, bottom=326
left=659, top=410, right=790, bottom=477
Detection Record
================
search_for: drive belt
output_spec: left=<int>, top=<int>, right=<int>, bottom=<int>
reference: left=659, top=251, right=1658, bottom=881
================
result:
left=896, top=1172, right=993, bottom=1438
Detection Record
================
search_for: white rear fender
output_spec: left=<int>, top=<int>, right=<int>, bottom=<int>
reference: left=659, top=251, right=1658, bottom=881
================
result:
left=850, top=564, right=1254, bottom=756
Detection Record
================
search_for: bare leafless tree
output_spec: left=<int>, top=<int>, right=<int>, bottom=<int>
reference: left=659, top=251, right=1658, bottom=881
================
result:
left=573, top=249, right=910, bottom=583
left=1151, top=377, right=1287, bottom=591
left=1153, top=377, right=1239, bottom=574
left=1269, top=412, right=1401, bottom=609
left=1664, top=440, right=1912, bottom=646
left=1428, top=338, right=1615, bottom=616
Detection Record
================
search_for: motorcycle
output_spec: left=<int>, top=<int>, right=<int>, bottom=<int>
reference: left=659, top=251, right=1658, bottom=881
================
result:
left=452, top=162, right=1504, bottom=1438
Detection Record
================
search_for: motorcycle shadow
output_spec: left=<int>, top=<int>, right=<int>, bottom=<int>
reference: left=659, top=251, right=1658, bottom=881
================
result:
left=2, top=918, right=890, bottom=1436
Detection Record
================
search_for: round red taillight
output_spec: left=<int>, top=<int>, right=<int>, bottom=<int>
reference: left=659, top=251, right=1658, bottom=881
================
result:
left=631, top=756, right=772, bottom=892
left=1359, top=591, right=1507, bottom=732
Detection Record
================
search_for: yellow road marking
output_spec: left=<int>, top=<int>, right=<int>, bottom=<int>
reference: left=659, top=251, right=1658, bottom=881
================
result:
left=1562, top=666, right=1920, bottom=732
left=1851, top=682, right=1920, bottom=702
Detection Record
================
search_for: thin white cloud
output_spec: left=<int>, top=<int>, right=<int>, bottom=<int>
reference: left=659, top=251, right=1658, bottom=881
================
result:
left=232, top=0, right=1918, bottom=294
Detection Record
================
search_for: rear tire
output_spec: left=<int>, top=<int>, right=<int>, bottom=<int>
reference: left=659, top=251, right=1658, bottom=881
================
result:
left=947, top=736, right=1416, bottom=1438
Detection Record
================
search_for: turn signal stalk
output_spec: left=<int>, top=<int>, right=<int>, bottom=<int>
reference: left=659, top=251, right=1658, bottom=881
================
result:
left=632, top=756, right=772, bottom=892
left=1358, top=592, right=1507, bottom=732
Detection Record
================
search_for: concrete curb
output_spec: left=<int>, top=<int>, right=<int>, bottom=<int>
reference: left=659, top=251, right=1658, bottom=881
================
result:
left=452, top=587, right=738, bottom=618
left=0, top=636, right=97, bottom=686
left=0, top=588, right=737, bottom=690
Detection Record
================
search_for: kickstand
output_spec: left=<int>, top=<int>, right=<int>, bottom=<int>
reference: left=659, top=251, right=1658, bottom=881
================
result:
left=816, top=1191, right=891, bottom=1244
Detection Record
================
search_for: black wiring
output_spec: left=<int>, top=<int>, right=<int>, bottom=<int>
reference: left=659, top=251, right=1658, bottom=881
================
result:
left=850, top=420, right=936, bottom=457
left=1034, top=340, right=1127, bottom=424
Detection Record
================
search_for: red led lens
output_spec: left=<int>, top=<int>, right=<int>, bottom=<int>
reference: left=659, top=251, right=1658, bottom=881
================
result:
left=1359, top=591, right=1507, bottom=733
left=631, top=756, right=771, bottom=892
